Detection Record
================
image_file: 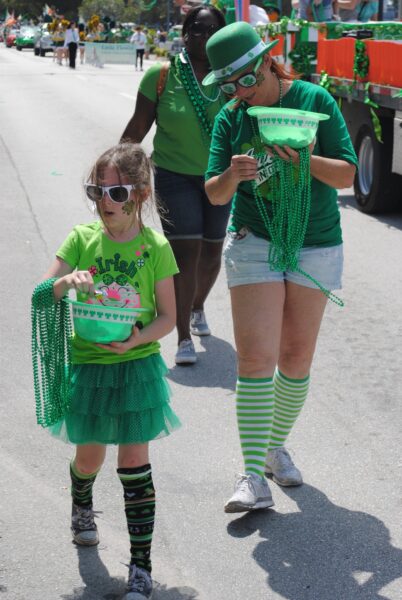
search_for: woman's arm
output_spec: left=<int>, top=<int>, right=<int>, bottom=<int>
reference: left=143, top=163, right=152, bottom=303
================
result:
left=42, top=257, right=95, bottom=302
left=97, top=276, right=176, bottom=353
left=205, top=154, right=258, bottom=206
left=120, top=92, right=157, bottom=143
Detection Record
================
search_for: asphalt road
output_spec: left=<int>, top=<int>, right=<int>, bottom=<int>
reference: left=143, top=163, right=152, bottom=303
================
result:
left=1, top=45, right=402, bottom=600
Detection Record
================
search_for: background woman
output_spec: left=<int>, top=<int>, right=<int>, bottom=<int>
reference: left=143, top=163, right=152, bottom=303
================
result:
left=204, top=22, right=357, bottom=512
left=121, top=6, right=230, bottom=366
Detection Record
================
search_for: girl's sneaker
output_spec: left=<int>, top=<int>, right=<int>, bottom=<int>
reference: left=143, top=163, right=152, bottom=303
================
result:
left=71, top=503, right=99, bottom=546
left=125, top=564, right=153, bottom=599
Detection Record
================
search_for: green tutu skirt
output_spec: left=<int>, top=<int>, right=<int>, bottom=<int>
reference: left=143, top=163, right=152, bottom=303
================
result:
left=49, top=353, right=181, bottom=445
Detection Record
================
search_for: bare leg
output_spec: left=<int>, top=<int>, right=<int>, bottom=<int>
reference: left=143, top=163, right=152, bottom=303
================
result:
left=192, top=240, right=224, bottom=311
left=169, top=238, right=201, bottom=343
left=75, top=443, right=106, bottom=473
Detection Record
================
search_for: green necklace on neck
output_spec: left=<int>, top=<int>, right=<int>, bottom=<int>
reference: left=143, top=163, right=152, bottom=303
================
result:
left=176, top=49, right=222, bottom=145
left=249, top=77, right=343, bottom=306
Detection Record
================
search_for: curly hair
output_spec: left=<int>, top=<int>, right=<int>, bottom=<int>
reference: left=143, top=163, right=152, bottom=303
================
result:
left=182, top=4, right=226, bottom=37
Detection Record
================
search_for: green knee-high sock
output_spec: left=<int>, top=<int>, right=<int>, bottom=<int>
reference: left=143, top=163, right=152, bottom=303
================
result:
left=117, top=464, right=155, bottom=574
left=70, top=460, right=99, bottom=507
left=268, top=369, right=310, bottom=450
left=236, top=377, right=274, bottom=477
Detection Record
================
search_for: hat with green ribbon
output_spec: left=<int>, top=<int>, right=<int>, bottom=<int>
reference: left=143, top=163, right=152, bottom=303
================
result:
left=203, top=21, right=279, bottom=86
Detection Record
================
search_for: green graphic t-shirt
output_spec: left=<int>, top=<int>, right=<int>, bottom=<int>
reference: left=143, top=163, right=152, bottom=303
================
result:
left=57, top=223, right=178, bottom=364
left=205, top=80, right=358, bottom=247
left=139, top=57, right=226, bottom=176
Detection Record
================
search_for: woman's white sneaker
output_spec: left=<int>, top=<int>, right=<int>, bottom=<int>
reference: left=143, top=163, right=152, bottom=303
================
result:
left=265, top=447, right=303, bottom=486
left=190, top=310, right=211, bottom=336
left=175, top=339, right=197, bottom=365
left=224, top=473, right=274, bottom=513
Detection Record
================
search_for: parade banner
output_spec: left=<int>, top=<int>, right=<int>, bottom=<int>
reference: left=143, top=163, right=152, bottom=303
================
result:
left=234, top=0, right=250, bottom=22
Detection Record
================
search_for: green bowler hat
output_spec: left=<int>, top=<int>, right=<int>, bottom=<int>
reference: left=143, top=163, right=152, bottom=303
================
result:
left=203, top=21, right=279, bottom=86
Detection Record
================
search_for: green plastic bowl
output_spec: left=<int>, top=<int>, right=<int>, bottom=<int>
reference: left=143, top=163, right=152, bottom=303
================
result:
left=247, top=107, right=330, bottom=149
left=65, top=299, right=151, bottom=343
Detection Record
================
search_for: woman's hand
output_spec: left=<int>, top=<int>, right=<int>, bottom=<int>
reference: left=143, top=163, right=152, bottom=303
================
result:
left=265, top=139, right=316, bottom=165
left=230, top=154, right=258, bottom=182
left=96, top=325, right=142, bottom=354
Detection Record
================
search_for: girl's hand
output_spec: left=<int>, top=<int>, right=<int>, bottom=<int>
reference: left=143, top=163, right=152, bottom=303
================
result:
left=230, top=154, right=258, bottom=182
left=62, top=271, right=95, bottom=295
left=265, top=139, right=316, bottom=165
left=96, top=325, right=142, bottom=354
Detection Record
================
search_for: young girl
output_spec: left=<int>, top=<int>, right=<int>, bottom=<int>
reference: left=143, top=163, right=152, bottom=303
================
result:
left=32, top=142, right=180, bottom=599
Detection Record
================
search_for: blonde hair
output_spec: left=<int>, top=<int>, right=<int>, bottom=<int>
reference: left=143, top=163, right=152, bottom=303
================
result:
left=87, top=142, right=155, bottom=231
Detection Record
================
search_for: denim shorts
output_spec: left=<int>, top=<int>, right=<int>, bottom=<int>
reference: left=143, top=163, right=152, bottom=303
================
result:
left=155, top=166, right=231, bottom=241
left=224, top=228, right=343, bottom=290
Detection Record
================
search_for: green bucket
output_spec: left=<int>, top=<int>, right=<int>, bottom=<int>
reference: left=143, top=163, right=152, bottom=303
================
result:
left=247, top=107, right=329, bottom=149
left=65, top=299, right=152, bottom=343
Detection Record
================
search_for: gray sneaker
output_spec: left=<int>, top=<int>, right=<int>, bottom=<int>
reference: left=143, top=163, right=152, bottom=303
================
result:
left=224, top=473, right=274, bottom=513
left=71, top=503, right=99, bottom=546
left=175, top=339, right=197, bottom=365
left=190, top=310, right=211, bottom=336
left=124, top=564, right=153, bottom=600
left=265, top=447, right=303, bottom=486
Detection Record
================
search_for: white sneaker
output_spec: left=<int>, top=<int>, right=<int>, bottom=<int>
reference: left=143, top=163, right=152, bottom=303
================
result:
left=124, top=564, right=153, bottom=599
left=265, top=447, right=303, bottom=487
left=190, top=310, right=211, bottom=336
left=224, top=473, right=274, bottom=513
left=175, top=339, right=197, bottom=365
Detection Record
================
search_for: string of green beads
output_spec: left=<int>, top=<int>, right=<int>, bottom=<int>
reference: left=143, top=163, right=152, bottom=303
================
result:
left=31, top=278, right=73, bottom=427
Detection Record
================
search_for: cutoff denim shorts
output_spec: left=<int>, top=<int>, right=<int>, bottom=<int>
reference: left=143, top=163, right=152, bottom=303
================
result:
left=155, top=166, right=231, bottom=241
left=224, top=228, right=343, bottom=290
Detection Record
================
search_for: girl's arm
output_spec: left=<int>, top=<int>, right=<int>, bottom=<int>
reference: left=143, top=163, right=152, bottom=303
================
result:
left=42, top=257, right=95, bottom=302
left=120, top=92, right=156, bottom=143
left=97, top=276, right=176, bottom=354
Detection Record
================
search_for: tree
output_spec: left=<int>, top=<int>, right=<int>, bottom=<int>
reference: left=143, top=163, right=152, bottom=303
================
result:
left=79, top=0, right=126, bottom=21
left=0, top=0, right=80, bottom=19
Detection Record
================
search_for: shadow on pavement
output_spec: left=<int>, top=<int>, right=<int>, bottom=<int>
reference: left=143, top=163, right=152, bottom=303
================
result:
left=226, top=483, right=402, bottom=600
left=167, top=334, right=237, bottom=392
left=59, top=546, right=199, bottom=600
left=339, top=194, right=402, bottom=231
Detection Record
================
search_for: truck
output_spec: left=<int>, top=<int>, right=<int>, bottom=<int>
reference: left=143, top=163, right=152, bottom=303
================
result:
left=262, top=6, right=402, bottom=213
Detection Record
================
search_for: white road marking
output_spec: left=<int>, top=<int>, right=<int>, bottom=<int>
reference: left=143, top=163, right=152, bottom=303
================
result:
left=120, top=92, right=136, bottom=100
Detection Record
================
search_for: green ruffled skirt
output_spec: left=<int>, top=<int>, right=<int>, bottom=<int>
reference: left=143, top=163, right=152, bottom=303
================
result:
left=49, top=353, right=181, bottom=445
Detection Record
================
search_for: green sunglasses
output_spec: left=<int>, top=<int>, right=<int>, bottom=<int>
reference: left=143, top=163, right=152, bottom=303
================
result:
left=218, top=56, right=263, bottom=95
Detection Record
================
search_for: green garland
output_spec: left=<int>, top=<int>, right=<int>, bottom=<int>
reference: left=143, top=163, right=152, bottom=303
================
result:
left=31, top=278, right=72, bottom=427
left=288, top=43, right=317, bottom=77
left=353, top=40, right=369, bottom=80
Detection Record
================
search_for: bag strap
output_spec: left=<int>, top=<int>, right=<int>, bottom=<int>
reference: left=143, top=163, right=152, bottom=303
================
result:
left=156, top=62, right=169, bottom=98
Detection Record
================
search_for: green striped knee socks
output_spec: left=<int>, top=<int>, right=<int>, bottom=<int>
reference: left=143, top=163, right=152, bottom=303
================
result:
left=236, top=377, right=274, bottom=477
left=268, top=369, right=310, bottom=450
left=117, top=464, right=155, bottom=573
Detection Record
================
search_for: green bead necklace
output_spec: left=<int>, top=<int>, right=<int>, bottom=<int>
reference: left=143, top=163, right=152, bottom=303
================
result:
left=176, top=50, right=222, bottom=146
left=249, top=78, right=343, bottom=306
left=31, top=278, right=73, bottom=427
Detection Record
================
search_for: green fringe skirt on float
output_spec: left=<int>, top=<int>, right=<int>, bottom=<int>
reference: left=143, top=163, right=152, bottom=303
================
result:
left=50, top=354, right=181, bottom=445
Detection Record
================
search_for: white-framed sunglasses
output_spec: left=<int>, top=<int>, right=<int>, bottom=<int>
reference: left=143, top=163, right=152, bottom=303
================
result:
left=84, top=183, right=138, bottom=204
left=218, top=56, right=263, bottom=95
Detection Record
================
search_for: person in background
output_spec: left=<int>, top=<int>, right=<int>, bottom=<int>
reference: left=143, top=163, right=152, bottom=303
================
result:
left=130, top=25, right=147, bottom=71
left=121, top=6, right=230, bottom=366
left=298, top=0, right=335, bottom=20
left=143, top=27, right=151, bottom=59
left=64, top=21, right=79, bottom=69
left=78, top=23, right=86, bottom=64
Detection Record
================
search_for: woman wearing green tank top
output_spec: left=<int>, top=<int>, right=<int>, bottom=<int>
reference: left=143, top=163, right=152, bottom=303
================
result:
left=121, top=5, right=230, bottom=366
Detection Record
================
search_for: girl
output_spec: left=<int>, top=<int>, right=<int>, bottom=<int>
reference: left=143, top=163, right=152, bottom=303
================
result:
left=32, top=143, right=180, bottom=599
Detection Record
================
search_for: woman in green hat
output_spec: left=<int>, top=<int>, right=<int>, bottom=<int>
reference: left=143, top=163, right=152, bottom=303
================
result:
left=204, top=21, right=357, bottom=513
left=121, top=5, right=229, bottom=366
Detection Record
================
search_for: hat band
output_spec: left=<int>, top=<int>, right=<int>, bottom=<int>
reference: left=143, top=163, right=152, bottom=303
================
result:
left=212, top=41, right=267, bottom=81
